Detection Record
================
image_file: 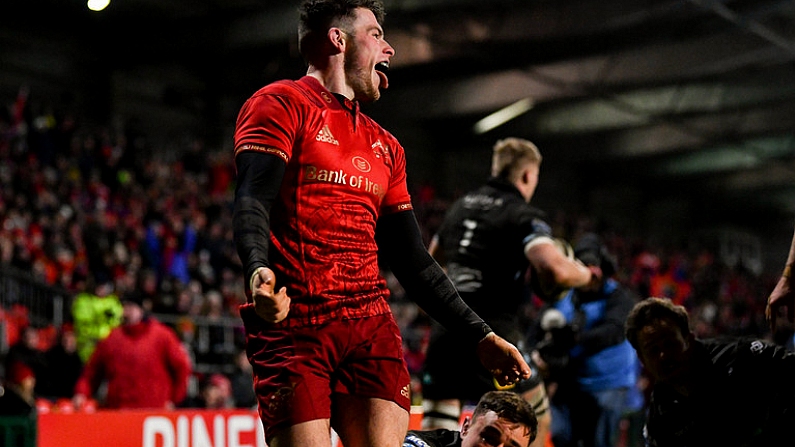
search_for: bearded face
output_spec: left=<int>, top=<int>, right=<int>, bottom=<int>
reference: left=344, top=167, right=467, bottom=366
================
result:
left=344, top=32, right=381, bottom=102
left=339, top=7, right=392, bottom=103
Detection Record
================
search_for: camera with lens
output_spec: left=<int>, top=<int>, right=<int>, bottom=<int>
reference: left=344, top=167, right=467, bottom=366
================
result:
left=532, top=307, right=583, bottom=378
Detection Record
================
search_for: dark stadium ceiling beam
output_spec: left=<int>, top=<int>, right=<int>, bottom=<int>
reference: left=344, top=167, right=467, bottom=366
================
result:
left=223, top=0, right=686, bottom=47
left=522, top=100, right=795, bottom=161
left=373, top=29, right=793, bottom=118
left=687, top=0, right=795, bottom=57
left=648, top=135, right=795, bottom=177
left=528, top=69, right=795, bottom=135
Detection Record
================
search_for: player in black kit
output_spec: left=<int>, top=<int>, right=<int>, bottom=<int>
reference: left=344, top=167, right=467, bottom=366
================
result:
left=405, top=391, right=537, bottom=447
left=420, top=138, right=600, bottom=446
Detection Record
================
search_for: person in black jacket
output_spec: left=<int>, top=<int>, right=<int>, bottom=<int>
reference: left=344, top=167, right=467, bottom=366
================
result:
left=626, top=297, right=795, bottom=447
left=39, top=326, right=83, bottom=400
left=404, top=390, right=537, bottom=447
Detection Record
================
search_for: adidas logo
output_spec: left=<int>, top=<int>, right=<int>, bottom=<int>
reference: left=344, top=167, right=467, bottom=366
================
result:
left=316, top=125, right=339, bottom=145
left=400, top=383, right=410, bottom=399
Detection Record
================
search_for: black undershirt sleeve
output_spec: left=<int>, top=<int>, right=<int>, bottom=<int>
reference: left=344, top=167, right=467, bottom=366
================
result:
left=233, top=151, right=286, bottom=291
left=376, top=210, right=492, bottom=345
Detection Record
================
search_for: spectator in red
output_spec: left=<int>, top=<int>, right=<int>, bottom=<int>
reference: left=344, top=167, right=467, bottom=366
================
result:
left=73, top=291, right=192, bottom=409
left=3, top=325, right=47, bottom=396
left=0, top=360, right=37, bottom=416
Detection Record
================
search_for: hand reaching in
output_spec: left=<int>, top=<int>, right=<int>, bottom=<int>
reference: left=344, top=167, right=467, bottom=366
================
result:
left=766, top=270, right=794, bottom=334
left=250, top=267, right=290, bottom=323
left=476, top=332, right=532, bottom=387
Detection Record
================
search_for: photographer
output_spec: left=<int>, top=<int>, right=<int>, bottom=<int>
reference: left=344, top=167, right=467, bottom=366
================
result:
left=531, top=233, right=642, bottom=447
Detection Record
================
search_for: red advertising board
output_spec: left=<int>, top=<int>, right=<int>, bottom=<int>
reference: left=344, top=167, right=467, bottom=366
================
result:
left=39, top=409, right=265, bottom=447
left=38, top=407, right=426, bottom=447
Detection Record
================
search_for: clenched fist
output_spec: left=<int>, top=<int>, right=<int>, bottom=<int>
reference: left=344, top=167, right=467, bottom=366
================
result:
left=250, top=267, right=291, bottom=323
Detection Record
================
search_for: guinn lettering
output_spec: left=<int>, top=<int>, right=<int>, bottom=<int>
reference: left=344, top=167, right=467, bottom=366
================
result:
left=304, top=165, right=385, bottom=198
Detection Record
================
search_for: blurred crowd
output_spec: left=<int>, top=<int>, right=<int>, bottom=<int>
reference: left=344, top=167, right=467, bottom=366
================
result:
left=0, top=88, right=250, bottom=412
left=0, top=88, right=782, bottom=414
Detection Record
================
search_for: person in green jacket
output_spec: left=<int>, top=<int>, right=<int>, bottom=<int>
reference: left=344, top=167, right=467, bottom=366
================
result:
left=71, top=281, right=122, bottom=363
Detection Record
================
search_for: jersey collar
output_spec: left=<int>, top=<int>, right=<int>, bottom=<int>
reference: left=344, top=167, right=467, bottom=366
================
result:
left=487, top=176, right=524, bottom=199
left=298, top=76, right=360, bottom=115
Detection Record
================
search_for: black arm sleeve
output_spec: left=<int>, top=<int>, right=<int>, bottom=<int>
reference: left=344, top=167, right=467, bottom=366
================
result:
left=376, top=210, right=492, bottom=345
left=233, top=151, right=286, bottom=289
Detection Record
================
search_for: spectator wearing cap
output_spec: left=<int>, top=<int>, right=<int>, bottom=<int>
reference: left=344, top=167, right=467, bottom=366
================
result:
left=2, top=325, right=47, bottom=396
left=0, top=361, right=37, bottom=416
left=182, top=373, right=234, bottom=409
left=72, top=291, right=192, bottom=410
left=202, top=374, right=233, bottom=409
left=533, top=233, right=643, bottom=447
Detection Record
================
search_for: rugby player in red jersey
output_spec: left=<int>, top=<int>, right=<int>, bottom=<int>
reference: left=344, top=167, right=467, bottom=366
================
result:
left=232, top=1, right=532, bottom=447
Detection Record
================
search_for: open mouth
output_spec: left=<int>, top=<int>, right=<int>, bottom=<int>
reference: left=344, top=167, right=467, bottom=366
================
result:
left=375, top=62, right=389, bottom=89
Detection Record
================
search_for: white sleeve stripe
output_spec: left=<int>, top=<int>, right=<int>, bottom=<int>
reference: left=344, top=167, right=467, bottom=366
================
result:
left=523, top=235, right=554, bottom=252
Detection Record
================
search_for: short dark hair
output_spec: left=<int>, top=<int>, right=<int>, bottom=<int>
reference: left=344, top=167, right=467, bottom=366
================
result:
left=472, top=391, right=538, bottom=444
left=625, top=297, right=691, bottom=350
left=298, top=0, right=386, bottom=61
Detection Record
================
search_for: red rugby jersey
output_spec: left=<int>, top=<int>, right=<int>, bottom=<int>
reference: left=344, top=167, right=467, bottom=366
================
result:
left=234, top=76, right=413, bottom=326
